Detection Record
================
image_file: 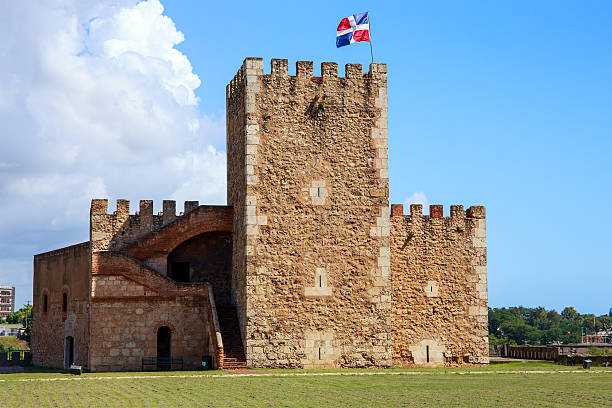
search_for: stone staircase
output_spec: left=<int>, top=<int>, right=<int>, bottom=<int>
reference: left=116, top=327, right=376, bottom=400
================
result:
left=216, top=305, right=247, bottom=369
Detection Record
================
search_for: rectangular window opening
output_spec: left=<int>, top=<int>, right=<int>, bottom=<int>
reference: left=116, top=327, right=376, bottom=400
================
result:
left=426, top=345, right=430, bottom=363
left=169, top=262, right=190, bottom=282
left=318, top=347, right=321, bottom=360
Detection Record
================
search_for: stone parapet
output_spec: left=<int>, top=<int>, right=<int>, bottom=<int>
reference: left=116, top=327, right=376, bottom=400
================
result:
left=89, top=199, right=231, bottom=253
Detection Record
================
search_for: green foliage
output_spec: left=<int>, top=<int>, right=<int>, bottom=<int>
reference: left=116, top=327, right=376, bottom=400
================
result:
left=6, top=304, right=32, bottom=327
left=489, top=306, right=610, bottom=345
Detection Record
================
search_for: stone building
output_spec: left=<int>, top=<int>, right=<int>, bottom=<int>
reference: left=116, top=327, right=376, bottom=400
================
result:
left=32, top=58, right=488, bottom=371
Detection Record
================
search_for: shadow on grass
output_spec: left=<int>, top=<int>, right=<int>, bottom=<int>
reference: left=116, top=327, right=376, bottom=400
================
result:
left=23, top=366, right=77, bottom=374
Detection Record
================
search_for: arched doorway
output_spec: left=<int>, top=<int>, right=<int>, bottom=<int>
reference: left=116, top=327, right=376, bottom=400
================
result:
left=64, top=336, right=74, bottom=369
left=157, top=326, right=171, bottom=369
left=167, top=231, right=233, bottom=304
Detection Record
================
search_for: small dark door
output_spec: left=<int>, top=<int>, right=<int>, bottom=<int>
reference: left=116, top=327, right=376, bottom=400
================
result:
left=65, top=336, right=74, bottom=368
left=157, top=326, right=171, bottom=369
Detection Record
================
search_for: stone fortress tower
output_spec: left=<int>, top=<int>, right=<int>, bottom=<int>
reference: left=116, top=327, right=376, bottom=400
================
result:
left=31, top=58, right=488, bottom=371
left=227, top=59, right=392, bottom=367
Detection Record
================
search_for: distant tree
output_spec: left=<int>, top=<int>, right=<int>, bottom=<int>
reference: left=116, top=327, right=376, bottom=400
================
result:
left=561, top=306, right=579, bottom=320
left=547, top=310, right=562, bottom=327
left=6, top=305, right=32, bottom=327
left=6, top=312, right=20, bottom=324
left=599, top=315, right=612, bottom=330
left=489, top=305, right=607, bottom=345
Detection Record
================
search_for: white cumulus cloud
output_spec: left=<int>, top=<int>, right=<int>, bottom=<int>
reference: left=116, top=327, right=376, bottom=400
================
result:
left=0, top=0, right=226, bottom=306
left=404, top=191, right=429, bottom=208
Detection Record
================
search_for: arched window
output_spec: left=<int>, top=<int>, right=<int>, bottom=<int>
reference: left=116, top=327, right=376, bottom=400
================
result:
left=43, top=293, right=48, bottom=313
left=62, top=293, right=68, bottom=313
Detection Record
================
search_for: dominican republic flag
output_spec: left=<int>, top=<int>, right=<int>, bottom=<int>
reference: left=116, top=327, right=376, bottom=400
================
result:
left=336, top=12, right=370, bottom=48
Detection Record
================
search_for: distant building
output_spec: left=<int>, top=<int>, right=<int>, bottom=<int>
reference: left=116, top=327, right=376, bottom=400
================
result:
left=0, top=323, right=23, bottom=336
left=609, top=308, right=611, bottom=317
left=0, top=286, right=15, bottom=320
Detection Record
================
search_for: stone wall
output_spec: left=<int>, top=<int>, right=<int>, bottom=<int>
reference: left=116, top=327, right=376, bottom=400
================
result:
left=502, top=344, right=559, bottom=360
left=226, top=59, right=250, bottom=347
left=90, top=199, right=209, bottom=253
left=390, top=204, right=488, bottom=366
left=227, top=58, right=391, bottom=368
left=32, top=242, right=90, bottom=369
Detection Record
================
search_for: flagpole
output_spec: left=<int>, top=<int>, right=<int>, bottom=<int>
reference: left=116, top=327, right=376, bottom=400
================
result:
left=369, top=11, right=374, bottom=64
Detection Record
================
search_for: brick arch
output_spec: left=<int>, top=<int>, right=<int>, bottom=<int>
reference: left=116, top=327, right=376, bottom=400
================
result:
left=126, top=206, right=233, bottom=260
left=153, top=322, right=177, bottom=360
left=153, top=321, right=177, bottom=334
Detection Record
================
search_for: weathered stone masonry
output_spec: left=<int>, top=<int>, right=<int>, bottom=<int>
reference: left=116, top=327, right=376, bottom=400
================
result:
left=32, top=242, right=90, bottom=369
left=390, top=204, right=489, bottom=366
left=33, top=200, right=232, bottom=371
left=227, top=59, right=392, bottom=368
left=32, top=57, right=487, bottom=371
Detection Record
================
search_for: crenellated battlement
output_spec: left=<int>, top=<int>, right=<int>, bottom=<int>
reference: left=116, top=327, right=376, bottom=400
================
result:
left=90, top=199, right=202, bottom=252
left=91, top=198, right=201, bottom=217
left=390, top=203, right=486, bottom=241
left=390, top=204, right=486, bottom=220
left=226, top=58, right=388, bottom=100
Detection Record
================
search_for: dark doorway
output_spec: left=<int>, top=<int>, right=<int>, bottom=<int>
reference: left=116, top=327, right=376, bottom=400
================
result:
left=157, top=326, right=171, bottom=369
left=166, top=231, right=233, bottom=304
left=65, top=336, right=74, bottom=368
left=168, top=262, right=190, bottom=282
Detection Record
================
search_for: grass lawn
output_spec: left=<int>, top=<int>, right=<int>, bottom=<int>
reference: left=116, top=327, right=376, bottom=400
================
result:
left=0, top=363, right=610, bottom=407
left=0, top=335, right=29, bottom=350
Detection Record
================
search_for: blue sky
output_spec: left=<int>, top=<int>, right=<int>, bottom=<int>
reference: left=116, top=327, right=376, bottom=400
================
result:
left=1, top=1, right=610, bottom=314
left=165, top=0, right=612, bottom=315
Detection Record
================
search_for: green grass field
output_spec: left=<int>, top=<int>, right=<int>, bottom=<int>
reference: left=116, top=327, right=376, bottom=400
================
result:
left=0, top=363, right=610, bottom=407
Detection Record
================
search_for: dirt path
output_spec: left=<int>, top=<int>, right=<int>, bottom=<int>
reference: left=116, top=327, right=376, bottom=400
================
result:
left=0, top=369, right=610, bottom=383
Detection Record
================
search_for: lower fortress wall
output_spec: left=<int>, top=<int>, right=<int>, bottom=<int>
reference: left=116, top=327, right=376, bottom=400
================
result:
left=391, top=204, right=489, bottom=366
left=89, top=300, right=211, bottom=372
left=89, top=252, right=214, bottom=372
left=32, top=242, right=90, bottom=369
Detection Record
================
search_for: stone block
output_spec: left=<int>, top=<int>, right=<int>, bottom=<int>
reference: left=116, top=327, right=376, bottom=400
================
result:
left=390, top=204, right=404, bottom=216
